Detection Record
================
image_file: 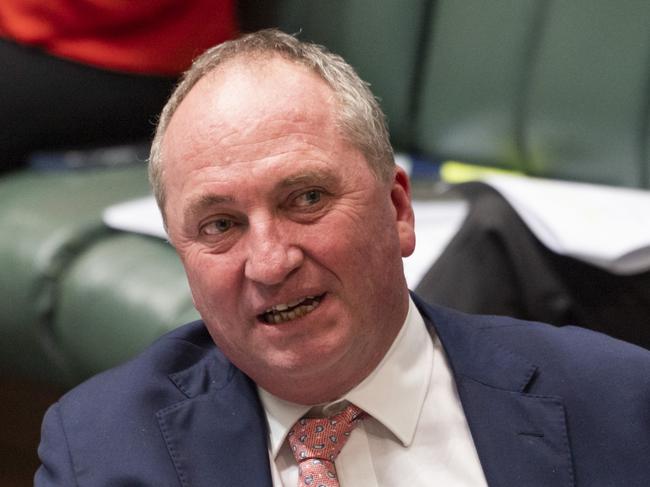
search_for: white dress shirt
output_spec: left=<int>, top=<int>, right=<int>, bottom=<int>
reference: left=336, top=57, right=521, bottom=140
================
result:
left=258, top=297, right=488, bottom=486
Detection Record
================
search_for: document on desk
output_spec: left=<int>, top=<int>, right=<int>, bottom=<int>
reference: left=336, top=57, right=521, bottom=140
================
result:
left=103, top=196, right=168, bottom=240
left=484, top=174, right=650, bottom=274
left=403, top=199, right=468, bottom=287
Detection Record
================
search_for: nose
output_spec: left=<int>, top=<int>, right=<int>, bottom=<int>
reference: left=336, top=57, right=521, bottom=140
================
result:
left=244, top=220, right=304, bottom=285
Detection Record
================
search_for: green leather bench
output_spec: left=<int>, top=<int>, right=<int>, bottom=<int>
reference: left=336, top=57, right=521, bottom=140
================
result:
left=0, top=167, right=147, bottom=383
left=1, top=0, right=649, bottom=388
left=0, top=167, right=198, bottom=385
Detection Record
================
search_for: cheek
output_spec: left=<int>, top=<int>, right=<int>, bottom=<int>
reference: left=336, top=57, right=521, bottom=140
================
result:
left=344, top=208, right=405, bottom=288
left=182, top=253, right=239, bottom=311
left=307, top=207, right=398, bottom=278
left=345, top=203, right=401, bottom=256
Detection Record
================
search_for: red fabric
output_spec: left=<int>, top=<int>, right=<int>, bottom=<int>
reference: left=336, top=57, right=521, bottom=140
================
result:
left=0, top=0, right=237, bottom=75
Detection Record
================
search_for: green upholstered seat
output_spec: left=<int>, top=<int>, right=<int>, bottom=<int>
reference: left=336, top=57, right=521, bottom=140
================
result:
left=414, top=0, right=650, bottom=189
left=54, top=233, right=197, bottom=382
left=414, top=0, right=539, bottom=169
left=0, top=166, right=152, bottom=383
left=523, top=0, right=650, bottom=186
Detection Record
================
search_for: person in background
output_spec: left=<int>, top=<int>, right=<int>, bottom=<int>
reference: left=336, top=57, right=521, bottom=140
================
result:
left=36, top=29, right=650, bottom=486
left=0, top=0, right=237, bottom=172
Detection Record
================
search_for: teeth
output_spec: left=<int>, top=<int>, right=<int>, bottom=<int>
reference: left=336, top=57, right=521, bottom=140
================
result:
left=266, top=296, right=316, bottom=313
left=261, top=296, right=321, bottom=324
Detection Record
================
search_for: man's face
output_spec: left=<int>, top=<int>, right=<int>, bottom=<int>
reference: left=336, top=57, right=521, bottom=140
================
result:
left=162, top=58, right=415, bottom=404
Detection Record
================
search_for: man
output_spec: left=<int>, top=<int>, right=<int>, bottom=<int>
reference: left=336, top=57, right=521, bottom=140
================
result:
left=36, top=29, right=650, bottom=486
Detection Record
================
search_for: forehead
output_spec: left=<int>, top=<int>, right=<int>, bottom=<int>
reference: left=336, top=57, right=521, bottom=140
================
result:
left=162, top=57, right=340, bottom=167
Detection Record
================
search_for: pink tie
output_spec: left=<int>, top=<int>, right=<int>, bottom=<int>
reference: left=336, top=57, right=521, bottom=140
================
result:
left=288, top=404, right=365, bottom=487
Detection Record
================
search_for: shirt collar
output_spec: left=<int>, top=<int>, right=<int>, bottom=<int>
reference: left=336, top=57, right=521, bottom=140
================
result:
left=258, top=296, right=434, bottom=458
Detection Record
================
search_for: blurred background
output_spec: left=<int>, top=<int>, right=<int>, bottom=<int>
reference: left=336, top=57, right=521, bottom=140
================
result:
left=1, top=1, right=649, bottom=484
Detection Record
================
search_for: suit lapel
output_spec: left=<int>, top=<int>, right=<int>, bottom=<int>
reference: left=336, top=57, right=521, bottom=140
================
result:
left=156, top=352, right=273, bottom=487
left=414, top=295, right=575, bottom=487
left=456, top=376, right=574, bottom=487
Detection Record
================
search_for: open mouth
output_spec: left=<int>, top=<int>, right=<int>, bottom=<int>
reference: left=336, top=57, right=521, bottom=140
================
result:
left=258, top=294, right=325, bottom=324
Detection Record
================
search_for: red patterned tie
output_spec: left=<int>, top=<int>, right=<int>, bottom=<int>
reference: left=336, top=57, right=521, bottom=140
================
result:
left=287, top=404, right=365, bottom=487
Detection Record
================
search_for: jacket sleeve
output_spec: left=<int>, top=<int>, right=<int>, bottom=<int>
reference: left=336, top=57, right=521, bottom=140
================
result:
left=34, top=402, right=78, bottom=486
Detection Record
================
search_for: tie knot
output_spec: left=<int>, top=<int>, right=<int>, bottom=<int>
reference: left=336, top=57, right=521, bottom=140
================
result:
left=288, top=404, right=365, bottom=464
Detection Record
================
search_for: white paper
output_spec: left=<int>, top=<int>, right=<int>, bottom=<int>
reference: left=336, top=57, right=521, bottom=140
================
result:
left=102, top=196, right=168, bottom=239
left=484, top=174, right=650, bottom=274
left=403, top=200, right=468, bottom=287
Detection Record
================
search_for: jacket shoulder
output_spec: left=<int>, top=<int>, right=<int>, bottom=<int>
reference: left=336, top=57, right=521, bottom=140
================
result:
left=37, top=321, right=237, bottom=485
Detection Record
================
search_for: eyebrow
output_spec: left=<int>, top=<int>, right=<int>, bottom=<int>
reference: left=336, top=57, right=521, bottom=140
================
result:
left=277, top=170, right=338, bottom=189
left=183, top=194, right=234, bottom=222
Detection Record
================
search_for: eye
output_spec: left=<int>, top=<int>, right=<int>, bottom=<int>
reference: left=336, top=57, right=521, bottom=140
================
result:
left=295, top=189, right=322, bottom=207
left=202, top=217, right=235, bottom=235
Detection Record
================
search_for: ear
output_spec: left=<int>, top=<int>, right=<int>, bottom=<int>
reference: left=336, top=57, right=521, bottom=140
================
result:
left=390, top=166, right=416, bottom=257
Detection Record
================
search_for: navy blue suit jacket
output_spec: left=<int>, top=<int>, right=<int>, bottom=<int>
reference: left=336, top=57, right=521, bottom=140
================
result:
left=36, top=296, right=650, bottom=486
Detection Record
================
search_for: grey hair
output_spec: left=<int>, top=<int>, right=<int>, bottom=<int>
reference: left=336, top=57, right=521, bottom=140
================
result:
left=148, top=28, right=394, bottom=215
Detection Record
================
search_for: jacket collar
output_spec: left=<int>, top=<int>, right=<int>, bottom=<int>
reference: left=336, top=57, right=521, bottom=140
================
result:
left=413, top=294, right=575, bottom=487
left=412, top=294, right=538, bottom=392
left=156, top=344, right=273, bottom=487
